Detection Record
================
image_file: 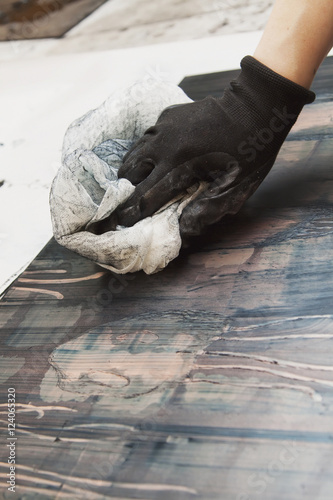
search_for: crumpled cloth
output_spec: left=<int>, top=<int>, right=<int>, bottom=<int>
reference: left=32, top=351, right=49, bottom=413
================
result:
left=49, top=79, right=206, bottom=274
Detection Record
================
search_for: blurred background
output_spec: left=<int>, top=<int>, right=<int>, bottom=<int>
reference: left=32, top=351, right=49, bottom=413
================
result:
left=0, top=0, right=307, bottom=294
left=0, top=0, right=274, bottom=51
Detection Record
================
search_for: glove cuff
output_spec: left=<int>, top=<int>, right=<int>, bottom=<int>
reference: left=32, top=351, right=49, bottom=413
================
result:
left=240, top=55, right=316, bottom=107
left=219, top=55, right=315, bottom=148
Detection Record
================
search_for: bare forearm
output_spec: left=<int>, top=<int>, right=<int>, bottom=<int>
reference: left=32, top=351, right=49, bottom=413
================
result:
left=254, top=0, right=333, bottom=89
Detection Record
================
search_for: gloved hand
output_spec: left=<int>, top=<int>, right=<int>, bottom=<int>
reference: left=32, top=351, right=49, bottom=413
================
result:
left=115, top=56, right=315, bottom=240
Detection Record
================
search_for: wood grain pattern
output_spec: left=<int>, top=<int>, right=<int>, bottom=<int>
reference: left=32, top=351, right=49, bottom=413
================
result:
left=0, top=0, right=108, bottom=40
left=1, top=57, right=333, bottom=500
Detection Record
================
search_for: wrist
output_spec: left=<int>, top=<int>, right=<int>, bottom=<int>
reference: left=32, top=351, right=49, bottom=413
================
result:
left=254, top=44, right=316, bottom=90
left=253, top=0, right=333, bottom=89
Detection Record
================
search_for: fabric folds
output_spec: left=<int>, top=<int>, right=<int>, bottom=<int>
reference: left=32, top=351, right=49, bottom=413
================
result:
left=49, top=79, right=205, bottom=274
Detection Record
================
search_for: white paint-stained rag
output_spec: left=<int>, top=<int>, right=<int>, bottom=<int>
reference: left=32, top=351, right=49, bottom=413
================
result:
left=49, top=79, right=205, bottom=274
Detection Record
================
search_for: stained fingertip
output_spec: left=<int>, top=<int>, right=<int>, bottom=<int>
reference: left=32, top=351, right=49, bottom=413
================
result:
left=119, top=158, right=156, bottom=185
left=87, top=212, right=119, bottom=235
left=119, top=138, right=146, bottom=175
left=116, top=202, right=141, bottom=228
left=134, top=159, right=155, bottom=184
left=179, top=208, right=205, bottom=239
left=123, top=146, right=140, bottom=165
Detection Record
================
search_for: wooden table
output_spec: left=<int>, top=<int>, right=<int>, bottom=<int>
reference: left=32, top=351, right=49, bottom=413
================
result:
left=0, top=0, right=107, bottom=40
left=1, top=57, right=333, bottom=499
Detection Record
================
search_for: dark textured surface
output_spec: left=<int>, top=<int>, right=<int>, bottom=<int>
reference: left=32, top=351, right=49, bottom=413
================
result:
left=0, top=57, right=333, bottom=499
left=179, top=55, right=333, bottom=101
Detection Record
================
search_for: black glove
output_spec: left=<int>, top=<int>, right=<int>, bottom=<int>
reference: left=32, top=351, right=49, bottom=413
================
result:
left=112, top=56, right=315, bottom=239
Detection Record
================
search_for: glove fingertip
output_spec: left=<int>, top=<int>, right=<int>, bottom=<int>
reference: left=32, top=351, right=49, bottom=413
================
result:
left=179, top=205, right=206, bottom=240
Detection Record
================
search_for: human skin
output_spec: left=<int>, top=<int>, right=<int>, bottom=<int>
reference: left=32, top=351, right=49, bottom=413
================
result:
left=254, top=0, right=333, bottom=89
left=113, top=0, right=333, bottom=236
